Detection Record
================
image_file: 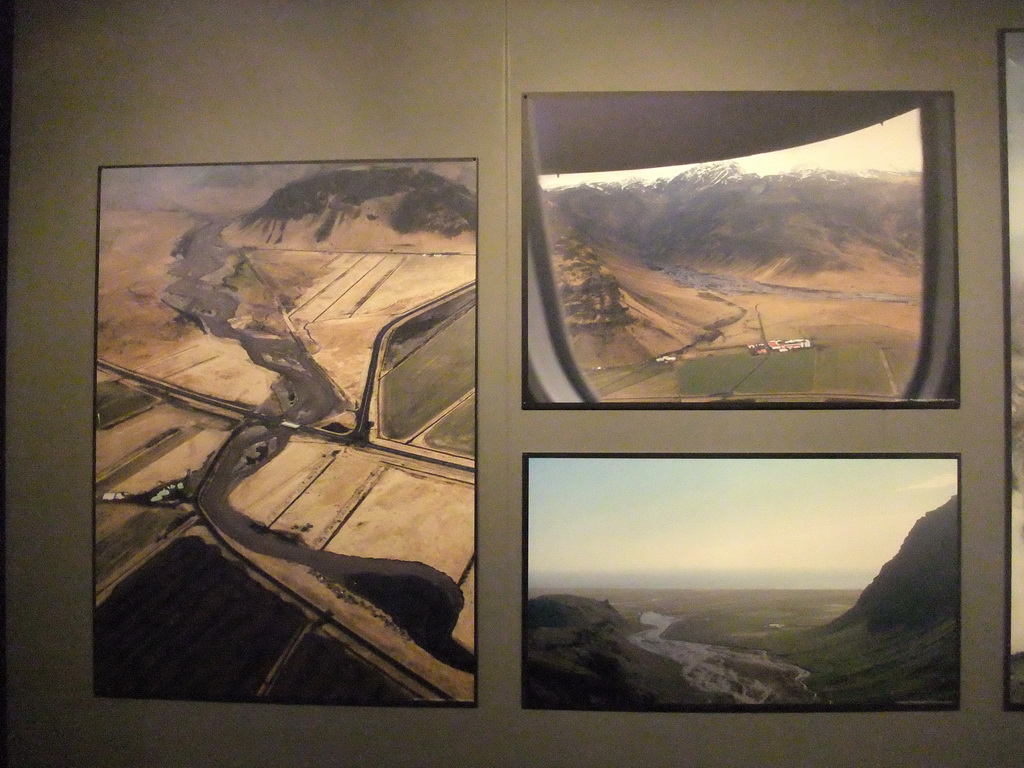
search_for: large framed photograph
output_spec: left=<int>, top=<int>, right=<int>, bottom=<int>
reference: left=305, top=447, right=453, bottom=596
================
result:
left=523, top=454, right=960, bottom=711
left=523, top=91, right=959, bottom=408
left=1003, top=29, right=1024, bottom=710
left=93, top=160, right=477, bottom=705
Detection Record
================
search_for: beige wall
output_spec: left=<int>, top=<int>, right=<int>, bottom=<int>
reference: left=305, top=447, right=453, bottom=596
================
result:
left=7, top=1, right=1024, bottom=765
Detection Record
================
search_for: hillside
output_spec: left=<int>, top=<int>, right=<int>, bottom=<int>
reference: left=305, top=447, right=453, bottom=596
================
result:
left=523, top=594, right=727, bottom=710
left=546, top=163, right=922, bottom=282
left=223, top=165, right=477, bottom=251
left=831, top=496, right=959, bottom=633
left=768, top=496, right=960, bottom=706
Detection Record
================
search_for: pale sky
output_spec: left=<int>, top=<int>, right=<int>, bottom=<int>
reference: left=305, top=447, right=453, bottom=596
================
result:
left=527, top=455, right=957, bottom=590
left=101, top=163, right=325, bottom=216
left=539, top=108, right=922, bottom=190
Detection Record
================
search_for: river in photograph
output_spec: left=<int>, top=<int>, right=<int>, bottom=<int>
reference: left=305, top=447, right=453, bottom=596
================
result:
left=629, top=611, right=817, bottom=705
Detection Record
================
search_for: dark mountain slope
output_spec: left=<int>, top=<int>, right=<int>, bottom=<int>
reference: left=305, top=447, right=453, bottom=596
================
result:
left=773, top=495, right=960, bottom=706
left=831, top=496, right=959, bottom=633
left=239, top=166, right=476, bottom=244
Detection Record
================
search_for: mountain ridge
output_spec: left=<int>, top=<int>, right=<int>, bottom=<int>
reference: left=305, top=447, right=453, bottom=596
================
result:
left=231, top=166, right=477, bottom=248
left=545, top=164, right=922, bottom=281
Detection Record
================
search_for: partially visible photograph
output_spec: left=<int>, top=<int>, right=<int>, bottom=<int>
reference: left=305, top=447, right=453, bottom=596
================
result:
left=524, top=455, right=960, bottom=711
left=94, top=160, right=477, bottom=705
left=524, top=91, right=958, bottom=408
left=1003, top=29, right=1024, bottom=709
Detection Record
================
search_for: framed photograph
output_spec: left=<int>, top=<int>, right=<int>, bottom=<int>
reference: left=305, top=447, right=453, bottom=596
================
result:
left=1003, top=29, right=1024, bottom=710
left=523, top=454, right=960, bottom=712
left=93, top=159, right=477, bottom=705
left=523, top=91, right=959, bottom=409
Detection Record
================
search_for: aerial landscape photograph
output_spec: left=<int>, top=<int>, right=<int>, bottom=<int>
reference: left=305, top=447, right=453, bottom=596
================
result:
left=93, top=159, right=477, bottom=704
left=1004, top=29, right=1024, bottom=709
left=524, top=91, right=958, bottom=407
left=524, top=455, right=960, bottom=711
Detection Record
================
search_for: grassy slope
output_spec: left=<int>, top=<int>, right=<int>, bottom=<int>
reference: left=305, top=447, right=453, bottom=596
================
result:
left=756, top=617, right=958, bottom=706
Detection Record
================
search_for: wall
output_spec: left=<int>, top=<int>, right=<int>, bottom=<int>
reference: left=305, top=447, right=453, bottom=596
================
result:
left=6, top=1, right=1024, bottom=765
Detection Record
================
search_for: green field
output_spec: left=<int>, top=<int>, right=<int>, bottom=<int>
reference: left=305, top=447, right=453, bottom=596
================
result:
left=756, top=617, right=959, bottom=705
left=581, top=588, right=860, bottom=642
left=655, top=342, right=915, bottom=400
left=423, top=392, right=475, bottom=456
left=379, top=306, right=475, bottom=441
left=674, top=353, right=763, bottom=396
left=96, top=379, right=157, bottom=429
left=812, top=344, right=897, bottom=396
left=734, top=350, right=815, bottom=394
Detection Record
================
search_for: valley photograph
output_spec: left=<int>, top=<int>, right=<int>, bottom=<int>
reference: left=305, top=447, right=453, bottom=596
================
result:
left=94, top=160, right=477, bottom=704
left=524, top=455, right=960, bottom=711
left=524, top=91, right=958, bottom=407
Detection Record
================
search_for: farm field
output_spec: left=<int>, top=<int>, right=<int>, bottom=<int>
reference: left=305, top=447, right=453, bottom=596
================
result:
left=594, top=340, right=913, bottom=402
left=378, top=302, right=476, bottom=446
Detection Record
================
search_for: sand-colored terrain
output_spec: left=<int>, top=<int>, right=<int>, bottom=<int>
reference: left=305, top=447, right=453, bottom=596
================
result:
left=558, top=240, right=923, bottom=404
left=599, top=248, right=921, bottom=360
left=324, top=464, right=474, bottom=582
left=227, top=438, right=351, bottom=527
left=97, top=209, right=205, bottom=365
left=98, top=210, right=282, bottom=407
left=303, top=317, right=384, bottom=404
left=110, top=429, right=230, bottom=496
left=234, top=535, right=475, bottom=699
left=96, top=399, right=233, bottom=484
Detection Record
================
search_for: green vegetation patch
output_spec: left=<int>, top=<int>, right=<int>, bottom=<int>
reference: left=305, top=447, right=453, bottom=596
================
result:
left=380, top=306, right=475, bottom=440
left=656, top=590, right=860, bottom=647
left=675, top=352, right=762, bottom=397
left=758, top=617, right=959, bottom=706
left=96, top=380, right=157, bottom=429
left=422, top=392, right=475, bottom=457
left=383, top=290, right=475, bottom=372
left=734, top=350, right=815, bottom=394
left=813, top=344, right=894, bottom=396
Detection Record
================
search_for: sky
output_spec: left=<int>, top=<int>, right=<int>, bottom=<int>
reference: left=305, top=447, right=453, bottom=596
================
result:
left=101, top=163, right=324, bottom=216
left=539, top=108, right=922, bottom=191
left=527, top=455, right=958, bottom=590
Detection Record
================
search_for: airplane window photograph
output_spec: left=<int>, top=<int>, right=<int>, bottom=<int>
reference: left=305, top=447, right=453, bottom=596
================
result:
left=523, top=91, right=958, bottom=408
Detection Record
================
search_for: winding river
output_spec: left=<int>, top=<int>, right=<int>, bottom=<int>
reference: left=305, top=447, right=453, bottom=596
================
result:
left=165, top=219, right=474, bottom=672
left=662, top=264, right=915, bottom=304
left=630, top=612, right=816, bottom=705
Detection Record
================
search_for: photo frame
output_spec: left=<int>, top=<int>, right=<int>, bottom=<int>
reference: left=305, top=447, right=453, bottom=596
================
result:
left=523, top=453, right=961, bottom=712
left=1002, top=28, right=1024, bottom=710
left=93, top=159, right=478, bottom=705
left=523, top=91, right=959, bottom=409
